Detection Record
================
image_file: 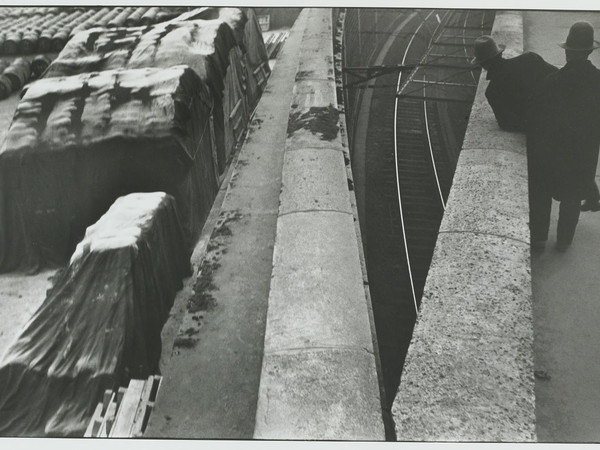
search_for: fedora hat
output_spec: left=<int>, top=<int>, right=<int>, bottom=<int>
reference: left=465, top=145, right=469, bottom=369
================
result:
left=559, top=21, right=600, bottom=51
left=471, top=35, right=505, bottom=65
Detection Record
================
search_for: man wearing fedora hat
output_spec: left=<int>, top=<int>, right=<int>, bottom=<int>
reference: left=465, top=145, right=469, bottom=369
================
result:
left=472, top=35, right=557, bottom=132
left=529, top=21, right=600, bottom=251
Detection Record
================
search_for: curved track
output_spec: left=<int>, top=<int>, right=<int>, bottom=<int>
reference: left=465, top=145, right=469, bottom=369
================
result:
left=348, top=9, right=493, bottom=411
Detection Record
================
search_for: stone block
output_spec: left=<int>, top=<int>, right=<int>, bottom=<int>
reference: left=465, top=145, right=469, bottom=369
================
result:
left=279, top=148, right=351, bottom=215
left=393, top=231, right=535, bottom=442
left=265, top=211, right=373, bottom=351
left=441, top=148, right=529, bottom=243
left=255, top=348, right=384, bottom=440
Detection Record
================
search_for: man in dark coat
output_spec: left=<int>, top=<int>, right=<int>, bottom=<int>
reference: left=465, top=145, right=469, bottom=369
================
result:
left=529, top=21, right=600, bottom=251
left=472, top=36, right=559, bottom=250
left=473, top=35, right=558, bottom=132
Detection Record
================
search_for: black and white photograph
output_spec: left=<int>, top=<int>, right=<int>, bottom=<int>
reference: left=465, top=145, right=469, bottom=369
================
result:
left=0, top=1, right=598, bottom=446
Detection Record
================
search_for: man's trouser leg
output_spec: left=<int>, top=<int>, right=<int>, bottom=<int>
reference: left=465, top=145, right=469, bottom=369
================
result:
left=590, top=182, right=600, bottom=202
left=557, top=197, right=581, bottom=247
left=529, top=179, right=552, bottom=243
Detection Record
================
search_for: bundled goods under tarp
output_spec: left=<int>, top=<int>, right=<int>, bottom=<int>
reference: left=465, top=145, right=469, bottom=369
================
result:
left=0, top=7, right=194, bottom=56
left=43, top=18, right=248, bottom=173
left=170, top=7, right=271, bottom=110
left=0, top=192, right=191, bottom=436
left=0, top=65, right=218, bottom=273
left=0, top=58, right=32, bottom=99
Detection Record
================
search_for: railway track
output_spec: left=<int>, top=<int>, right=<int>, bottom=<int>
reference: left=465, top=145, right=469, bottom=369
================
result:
left=345, top=9, right=494, bottom=413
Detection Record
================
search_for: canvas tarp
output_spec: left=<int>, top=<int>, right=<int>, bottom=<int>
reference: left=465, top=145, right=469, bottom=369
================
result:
left=241, top=8, right=271, bottom=109
left=0, top=192, right=190, bottom=436
left=0, top=66, right=217, bottom=272
left=169, top=7, right=248, bottom=47
left=171, top=7, right=271, bottom=110
left=224, top=45, right=249, bottom=162
left=43, top=19, right=246, bottom=173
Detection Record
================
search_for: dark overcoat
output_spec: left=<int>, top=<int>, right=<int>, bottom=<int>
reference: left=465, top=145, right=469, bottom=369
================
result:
left=530, top=59, right=600, bottom=201
left=485, top=52, right=557, bottom=132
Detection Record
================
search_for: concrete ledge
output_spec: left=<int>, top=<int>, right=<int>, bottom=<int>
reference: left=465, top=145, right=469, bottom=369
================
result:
left=279, top=148, right=352, bottom=215
left=254, top=8, right=385, bottom=440
left=392, top=11, right=536, bottom=441
left=265, top=212, right=373, bottom=350
left=441, top=149, right=529, bottom=242
left=254, top=348, right=383, bottom=440
left=393, top=233, right=534, bottom=441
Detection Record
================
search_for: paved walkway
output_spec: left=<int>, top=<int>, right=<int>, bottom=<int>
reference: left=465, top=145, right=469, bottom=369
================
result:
left=525, top=10, right=600, bottom=443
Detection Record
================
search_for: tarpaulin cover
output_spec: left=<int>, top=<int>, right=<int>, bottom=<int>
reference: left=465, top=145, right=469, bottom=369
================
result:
left=0, top=192, right=191, bottom=436
left=44, top=19, right=245, bottom=173
left=170, top=7, right=270, bottom=110
left=170, top=7, right=248, bottom=48
left=223, top=46, right=249, bottom=162
left=0, top=65, right=217, bottom=272
left=241, top=8, right=271, bottom=109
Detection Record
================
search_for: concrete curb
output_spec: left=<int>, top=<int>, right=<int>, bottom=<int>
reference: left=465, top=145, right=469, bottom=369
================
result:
left=253, top=8, right=385, bottom=440
left=392, top=11, right=536, bottom=441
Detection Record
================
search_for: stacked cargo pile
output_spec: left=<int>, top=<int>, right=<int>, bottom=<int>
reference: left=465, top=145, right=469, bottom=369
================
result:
left=42, top=6, right=270, bottom=171
left=0, top=65, right=216, bottom=272
left=0, top=6, right=273, bottom=272
left=0, top=6, right=192, bottom=56
left=43, top=19, right=243, bottom=173
left=170, top=7, right=271, bottom=110
left=0, top=7, right=270, bottom=437
left=0, top=193, right=190, bottom=436
left=0, top=7, right=192, bottom=100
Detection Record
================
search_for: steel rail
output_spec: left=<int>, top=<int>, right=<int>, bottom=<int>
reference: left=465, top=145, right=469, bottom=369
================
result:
left=393, top=9, right=449, bottom=315
left=393, top=11, right=433, bottom=316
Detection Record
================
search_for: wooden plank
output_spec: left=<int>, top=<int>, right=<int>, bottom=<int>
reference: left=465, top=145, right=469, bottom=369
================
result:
left=149, top=375, right=162, bottom=402
left=110, top=379, right=145, bottom=437
left=131, top=375, right=162, bottom=437
left=101, top=389, right=113, bottom=415
left=86, top=376, right=163, bottom=438
left=97, top=393, right=117, bottom=437
left=84, top=403, right=103, bottom=437
left=130, top=377, right=154, bottom=437
left=229, top=98, right=242, bottom=121
left=116, top=386, right=127, bottom=410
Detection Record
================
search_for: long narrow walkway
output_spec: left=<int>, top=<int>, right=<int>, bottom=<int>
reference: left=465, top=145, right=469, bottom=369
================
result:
left=525, top=10, right=600, bottom=442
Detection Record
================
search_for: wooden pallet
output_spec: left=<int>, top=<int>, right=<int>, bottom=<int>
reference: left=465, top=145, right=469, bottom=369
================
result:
left=84, top=375, right=162, bottom=438
left=264, top=32, right=289, bottom=60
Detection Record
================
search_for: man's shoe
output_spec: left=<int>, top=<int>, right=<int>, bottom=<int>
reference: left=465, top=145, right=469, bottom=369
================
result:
left=581, top=200, right=600, bottom=211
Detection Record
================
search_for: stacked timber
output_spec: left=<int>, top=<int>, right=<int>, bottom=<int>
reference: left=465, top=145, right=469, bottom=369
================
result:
left=0, top=192, right=190, bottom=436
left=85, top=376, right=162, bottom=438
